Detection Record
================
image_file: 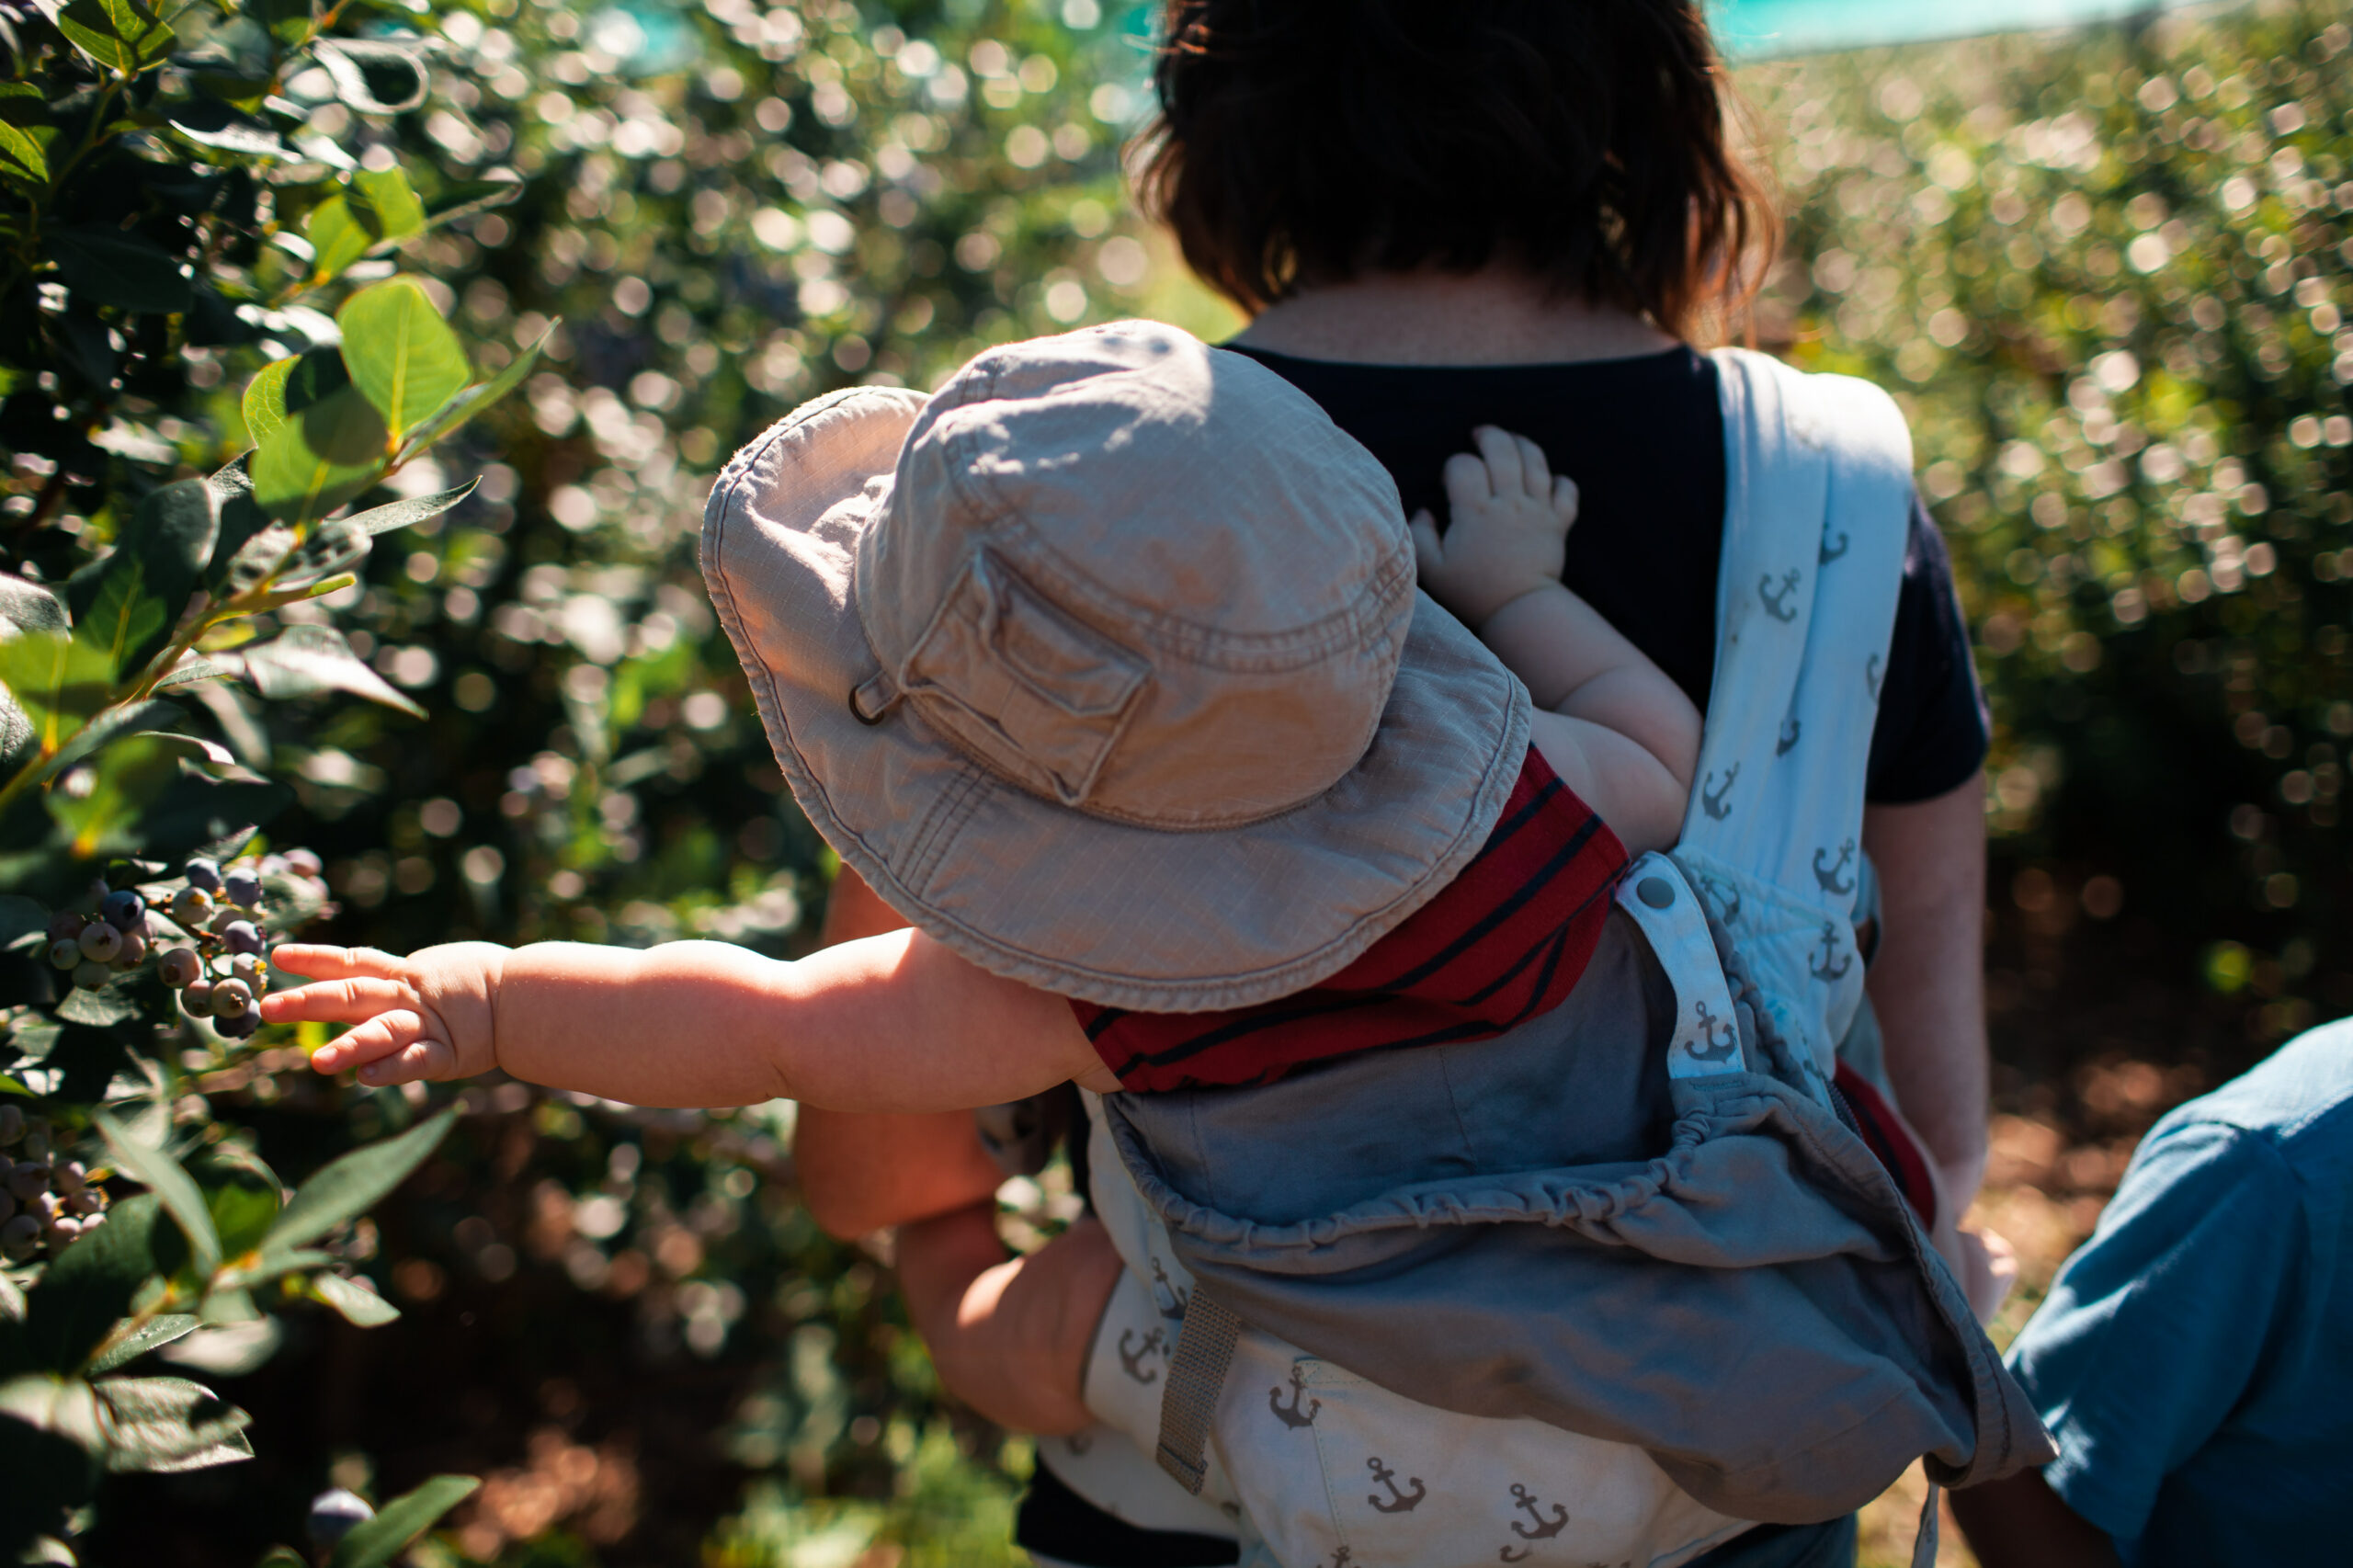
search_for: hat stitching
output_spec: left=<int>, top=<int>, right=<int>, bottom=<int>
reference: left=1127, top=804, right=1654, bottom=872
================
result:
left=895, top=750, right=990, bottom=895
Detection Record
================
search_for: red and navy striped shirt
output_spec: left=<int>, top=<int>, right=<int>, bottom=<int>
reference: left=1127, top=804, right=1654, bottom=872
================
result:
left=1074, top=747, right=1628, bottom=1092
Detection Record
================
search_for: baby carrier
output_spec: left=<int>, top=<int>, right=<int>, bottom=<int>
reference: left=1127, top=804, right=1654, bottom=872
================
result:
left=1074, top=350, right=2055, bottom=1568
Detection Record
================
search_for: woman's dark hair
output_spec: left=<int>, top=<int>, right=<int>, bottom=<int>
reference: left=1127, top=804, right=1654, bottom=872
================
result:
left=1141, top=1, right=1778, bottom=341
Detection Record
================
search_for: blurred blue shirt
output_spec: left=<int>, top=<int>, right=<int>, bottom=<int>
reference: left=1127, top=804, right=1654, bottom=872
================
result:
left=2006, top=1017, right=2353, bottom=1567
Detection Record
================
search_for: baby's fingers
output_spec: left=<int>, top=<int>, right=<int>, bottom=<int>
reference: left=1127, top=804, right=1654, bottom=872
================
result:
left=268, top=944, right=410, bottom=983
left=306, top=1011, right=454, bottom=1085
left=261, top=974, right=417, bottom=1027
left=1441, top=450, right=1492, bottom=514
left=1472, top=426, right=1529, bottom=496
left=1552, top=473, right=1581, bottom=527
left=1408, top=508, right=1446, bottom=576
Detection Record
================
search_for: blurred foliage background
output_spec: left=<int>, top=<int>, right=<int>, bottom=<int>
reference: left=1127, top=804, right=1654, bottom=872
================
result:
left=1, top=0, right=2347, bottom=1562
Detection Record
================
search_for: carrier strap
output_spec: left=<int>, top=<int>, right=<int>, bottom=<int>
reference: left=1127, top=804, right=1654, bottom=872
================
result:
left=1911, top=1481, right=1940, bottom=1568
left=1153, top=1288, right=1241, bottom=1495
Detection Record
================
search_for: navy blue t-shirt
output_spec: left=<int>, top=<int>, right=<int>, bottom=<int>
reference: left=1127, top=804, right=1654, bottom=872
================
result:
left=1229, top=345, right=1989, bottom=804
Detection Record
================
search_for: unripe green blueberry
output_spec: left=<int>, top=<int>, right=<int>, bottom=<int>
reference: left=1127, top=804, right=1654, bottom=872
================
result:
left=157, top=949, right=202, bottom=988
left=112, top=932, right=147, bottom=970
left=182, top=980, right=214, bottom=1017
left=211, top=978, right=254, bottom=1017
left=72, top=960, right=111, bottom=990
left=48, top=937, right=81, bottom=970
left=307, top=1489, right=375, bottom=1548
left=6, top=1162, right=46, bottom=1201
left=184, top=858, right=223, bottom=894
left=0, top=1212, right=39, bottom=1260
left=76, top=922, right=121, bottom=962
left=0, top=1106, right=18, bottom=1144
left=171, top=887, right=214, bottom=926
left=45, top=910, right=85, bottom=943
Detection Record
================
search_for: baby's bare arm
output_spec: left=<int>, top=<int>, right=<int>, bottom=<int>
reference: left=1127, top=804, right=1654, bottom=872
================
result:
left=1413, top=426, right=1700, bottom=853
left=267, top=931, right=1119, bottom=1109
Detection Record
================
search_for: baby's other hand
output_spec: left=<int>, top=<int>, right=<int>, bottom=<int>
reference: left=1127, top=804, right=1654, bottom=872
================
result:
left=265, top=942, right=509, bottom=1087
left=1410, top=425, right=1580, bottom=630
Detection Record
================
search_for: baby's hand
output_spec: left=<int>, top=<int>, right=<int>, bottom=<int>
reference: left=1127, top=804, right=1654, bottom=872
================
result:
left=265, top=942, right=509, bottom=1086
left=1410, top=425, right=1580, bottom=630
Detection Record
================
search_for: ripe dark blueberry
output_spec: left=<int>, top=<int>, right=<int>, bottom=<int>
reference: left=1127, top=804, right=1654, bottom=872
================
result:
left=223, top=921, right=264, bottom=956
left=0, top=1212, right=39, bottom=1260
left=76, top=922, right=122, bottom=962
left=45, top=910, right=85, bottom=943
left=184, top=858, right=223, bottom=893
left=48, top=938, right=81, bottom=971
left=100, top=889, right=144, bottom=929
left=223, top=869, right=263, bottom=909
left=6, top=1162, right=46, bottom=1202
left=217, top=1007, right=262, bottom=1040
left=158, top=949, right=202, bottom=988
left=306, top=1488, right=375, bottom=1548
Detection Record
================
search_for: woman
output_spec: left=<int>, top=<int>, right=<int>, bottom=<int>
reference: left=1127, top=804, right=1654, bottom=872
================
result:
left=799, top=5, right=1998, bottom=1564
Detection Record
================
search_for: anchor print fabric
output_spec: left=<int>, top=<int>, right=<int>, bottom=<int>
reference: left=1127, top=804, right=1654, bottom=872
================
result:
left=1074, top=748, right=1625, bottom=1093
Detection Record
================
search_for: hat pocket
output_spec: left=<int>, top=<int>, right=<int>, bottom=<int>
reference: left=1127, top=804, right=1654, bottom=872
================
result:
left=900, top=548, right=1150, bottom=807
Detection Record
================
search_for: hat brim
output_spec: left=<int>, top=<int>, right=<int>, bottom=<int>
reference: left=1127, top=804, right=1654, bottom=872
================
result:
left=703, top=388, right=1533, bottom=1013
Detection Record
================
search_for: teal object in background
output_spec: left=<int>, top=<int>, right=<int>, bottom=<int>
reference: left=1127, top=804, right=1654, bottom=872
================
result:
left=1709, top=0, right=2247, bottom=57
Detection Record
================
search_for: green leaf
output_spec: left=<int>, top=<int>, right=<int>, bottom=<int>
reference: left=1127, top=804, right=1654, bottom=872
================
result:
left=53, top=0, right=175, bottom=76
left=63, top=478, right=219, bottom=679
left=84, top=1315, right=199, bottom=1376
left=344, top=478, right=478, bottom=537
left=92, top=1375, right=252, bottom=1472
left=192, top=1142, right=282, bottom=1260
left=0, top=894, right=45, bottom=949
left=152, top=656, right=233, bottom=692
left=352, top=165, right=426, bottom=244
left=263, top=1108, right=454, bottom=1261
left=0, top=1376, right=104, bottom=1453
left=239, top=349, right=348, bottom=448
left=0, top=575, right=67, bottom=635
left=0, top=630, right=117, bottom=767
left=326, top=1474, right=480, bottom=1568
left=311, top=38, right=431, bottom=115
left=0, top=88, right=51, bottom=185
left=395, top=318, right=556, bottom=461
left=42, top=228, right=191, bottom=315
left=94, top=1112, right=222, bottom=1280
left=421, top=176, right=523, bottom=232
left=242, top=625, right=423, bottom=718
left=20, top=1196, right=183, bottom=1373
left=165, top=101, right=291, bottom=160
left=309, top=1273, right=398, bottom=1327
left=301, top=195, right=371, bottom=285
left=276, top=517, right=371, bottom=590
left=337, top=278, right=469, bottom=440
left=249, top=385, right=390, bottom=523
left=47, top=699, right=183, bottom=779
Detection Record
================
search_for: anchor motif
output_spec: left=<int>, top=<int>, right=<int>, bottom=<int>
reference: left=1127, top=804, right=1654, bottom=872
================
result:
left=1500, top=1550, right=1530, bottom=1564
left=1813, top=837, right=1857, bottom=898
left=1819, top=526, right=1850, bottom=564
left=1866, top=653, right=1883, bottom=699
left=1810, top=921, right=1852, bottom=983
left=1150, top=1257, right=1189, bottom=1321
left=1509, top=1483, right=1570, bottom=1540
left=1758, top=569, right=1801, bottom=623
left=1697, top=875, right=1741, bottom=925
left=1367, top=1456, right=1427, bottom=1513
left=1777, top=717, right=1802, bottom=756
left=1316, top=1550, right=1353, bottom=1568
left=1700, top=762, right=1738, bottom=821
left=1119, top=1327, right=1165, bottom=1385
left=1688, top=1000, right=1740, bottom=1065
left=1270, top=1365, right=1322, bottom=1429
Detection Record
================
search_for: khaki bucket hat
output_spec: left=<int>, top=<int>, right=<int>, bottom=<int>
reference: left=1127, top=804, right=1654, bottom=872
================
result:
left=700, top=322, right=1531, bottom=1012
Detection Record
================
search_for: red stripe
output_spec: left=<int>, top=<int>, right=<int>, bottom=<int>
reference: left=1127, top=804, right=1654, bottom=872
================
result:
left=1074, top=747, right=1627, bottom=1091
left=1833, top=1061, right=1938, bottom=1229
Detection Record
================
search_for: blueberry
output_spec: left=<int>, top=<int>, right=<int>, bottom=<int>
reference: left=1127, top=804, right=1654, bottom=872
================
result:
left=6, top=1162, right=46, bottom=1202
left=112, top=932, right=147, bottom=969
left=170, top=887, right=214, bottom=926
left=217, top=1007, right=262, bottom=1040
left=51, top=1161, right=84, bottom=1195
left=76, top=922, right=121, bottom=962
left=0, top=1212, right=39, bottom=1260
left=157, top=949, right=202, bottom=989
left=182, top=980, right=214, bottom=1017
left=283, top=848, right=324, bottom=877
left=229, top=954, right=263, bottom=989
left=45, top=910, right=85, bottom=943
left=0, top=1106, right=19, bottom=1144
left=72, top=960, right=111, bottom=991
left=184, top=858, right=223, bottom=894
left=0, top=1190, right=12, bottom=1225
left=306, top=1489, right=375, bottom=1548
left=223, top=869, right=262, bottom=909
left=222, top=921, right=264, bottom=956
left=211, top=978, right=254, bottom=1017
left=100, top=889, right=144, bottom=929
left=48, top=937, right=81, bottom=971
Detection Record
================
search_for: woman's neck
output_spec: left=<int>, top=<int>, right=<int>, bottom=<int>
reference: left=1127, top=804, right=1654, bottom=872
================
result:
left=1229, top=268, right=1679, bottom=368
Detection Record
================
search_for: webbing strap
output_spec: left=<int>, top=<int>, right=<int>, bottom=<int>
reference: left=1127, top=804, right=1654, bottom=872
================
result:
left=1153, top=1287, right=1240, bottom=1495
left=1910, top=1481, right=1941, bottom=1568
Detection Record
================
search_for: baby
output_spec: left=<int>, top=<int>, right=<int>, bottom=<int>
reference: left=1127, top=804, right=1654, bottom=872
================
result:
left=274, top=330, right=1697, bottom=1118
